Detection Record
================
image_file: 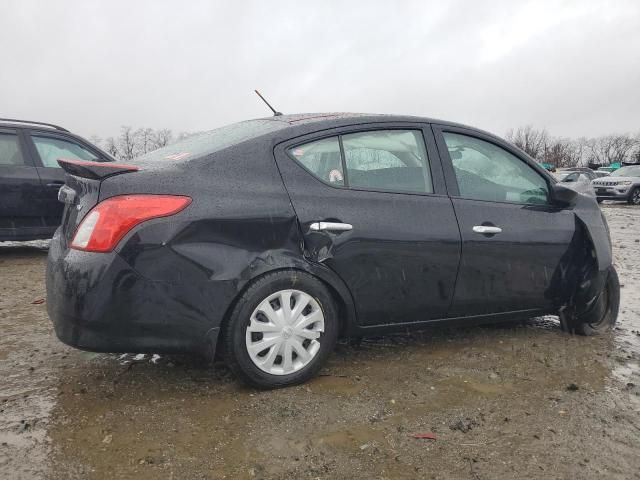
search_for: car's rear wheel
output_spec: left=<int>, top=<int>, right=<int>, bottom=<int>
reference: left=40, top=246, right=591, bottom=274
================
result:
left=561, top=266, right=620, bottom=336
left=628, top=187, right=640, bottom=205
left=223, top=271, right=338, bottom=388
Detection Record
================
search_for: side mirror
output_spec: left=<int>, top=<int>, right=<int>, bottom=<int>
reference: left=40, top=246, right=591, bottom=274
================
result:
left=551, top=183, right=579, bottom=207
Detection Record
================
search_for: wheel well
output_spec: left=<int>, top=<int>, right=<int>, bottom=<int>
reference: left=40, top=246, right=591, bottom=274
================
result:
left=214, top=267, right=351, bottom=359
left=561, top=217, right=606, bottom=316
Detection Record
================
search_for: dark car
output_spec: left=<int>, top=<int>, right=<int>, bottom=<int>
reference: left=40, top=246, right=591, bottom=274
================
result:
left=46, top=113, right=620, bottom=388
left=592, top=165, right=640, bottom=204
left=0, top=118, right=113, bottom=241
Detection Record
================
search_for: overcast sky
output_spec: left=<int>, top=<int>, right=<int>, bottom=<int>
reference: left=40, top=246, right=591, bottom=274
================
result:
left=1, top=0, right=639, bottom=140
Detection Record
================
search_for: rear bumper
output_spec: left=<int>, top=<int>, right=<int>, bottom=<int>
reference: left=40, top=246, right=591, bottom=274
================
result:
left=46, top=230, right=222, bottom=357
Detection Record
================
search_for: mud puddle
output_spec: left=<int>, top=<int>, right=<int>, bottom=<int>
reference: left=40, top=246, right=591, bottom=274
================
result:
left=602, top=205, right=640, bottom=393
left=1, top=209, right=639, bottom=479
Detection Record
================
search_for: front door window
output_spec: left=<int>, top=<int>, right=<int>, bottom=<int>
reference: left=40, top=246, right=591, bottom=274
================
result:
left=443, top=132, right=549, bottom=205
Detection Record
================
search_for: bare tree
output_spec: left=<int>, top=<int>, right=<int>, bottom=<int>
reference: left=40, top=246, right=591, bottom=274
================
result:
left=631, top=132, right=640, bottom=163
left=104, top=137, right=119, bottom=158
left=505, top=126, right=640, bottom=167
left=572, top=137, right=589, bottom=166
left=154, top=128, right=173, bottom=148
left=117, top=126, right=139, bottom=161
left=91, top=127, right=181, bottom=160
left=505, top=125, right=548, bottom=159
left=134, top=127, right=156, bottom=155
left=587, top=134, right=638, bottom=165
left=542, top=138, right=582, bottom=168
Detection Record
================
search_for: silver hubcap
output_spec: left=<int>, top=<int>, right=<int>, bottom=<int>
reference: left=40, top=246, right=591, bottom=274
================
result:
left=633, top=189, right=640, bottom=204
left=245, top=289, right=324, bottom=375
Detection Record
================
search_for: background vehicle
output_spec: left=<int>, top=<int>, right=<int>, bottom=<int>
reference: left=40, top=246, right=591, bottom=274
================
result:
left=46, top=114, right=619, bottom=388
left=554, top=169, right=596, bottom=196
left=592, top=164, right=640, bottom=204
left=0, top=118, right=113, bottom=241
left=597, top=163, right=622, bottom=174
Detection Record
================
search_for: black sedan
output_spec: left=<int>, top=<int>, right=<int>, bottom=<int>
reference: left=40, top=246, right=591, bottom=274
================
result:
left=46, top=113, right=619, bottom=388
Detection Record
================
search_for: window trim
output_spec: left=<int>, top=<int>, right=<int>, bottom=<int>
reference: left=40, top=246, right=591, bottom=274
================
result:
left=337, top=135, right=348, bottom=187
left=284, top=126, right=437, bottom=196
left=432, top=124, right=556, bottom=207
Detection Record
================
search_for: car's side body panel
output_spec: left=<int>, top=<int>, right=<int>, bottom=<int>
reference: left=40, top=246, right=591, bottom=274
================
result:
left=45, top=114, right=615, bottom=360
left=431, top=124, right=578, bottom=315
left=273, top=123, right=462, bottom=327
left=446, top=198, right=576, bottom=314
left=432, top=123, right=611, bottom=320
left=48, top=135, right=360, bottom=356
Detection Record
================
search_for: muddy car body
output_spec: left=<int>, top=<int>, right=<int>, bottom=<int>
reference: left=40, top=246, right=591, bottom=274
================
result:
left=46, top=114, right=619, bottom=388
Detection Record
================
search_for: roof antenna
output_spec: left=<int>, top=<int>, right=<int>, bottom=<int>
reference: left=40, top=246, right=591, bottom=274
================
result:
left=254, top=89, right=283, bottom=116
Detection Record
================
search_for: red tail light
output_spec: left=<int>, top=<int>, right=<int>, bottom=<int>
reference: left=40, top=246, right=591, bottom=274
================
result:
left=70, top=195, right=192, bottom=252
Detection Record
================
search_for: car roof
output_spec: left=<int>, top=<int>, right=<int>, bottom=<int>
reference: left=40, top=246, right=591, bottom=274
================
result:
left=132, top=112, right=521, bottom=170
left=0, top=118, right=70, bottom=132
left=261, top=112, right=489, bottom=133
left=245, top=113, right=510, bottom=149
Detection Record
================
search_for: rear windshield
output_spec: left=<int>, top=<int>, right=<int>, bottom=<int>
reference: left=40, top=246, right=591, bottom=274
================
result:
left=132, top=119, right=286, bottom=164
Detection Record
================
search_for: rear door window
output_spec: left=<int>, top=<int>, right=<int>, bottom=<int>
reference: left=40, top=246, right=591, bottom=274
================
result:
left=289, top=137, right=344, bottom=186
left=0, top=132, right=26, bottom=166
left=31, top=135, right=98, bottom=167
left=287, top=129, right=433, bottom=194
left=342, top=130, right=432, bottom=193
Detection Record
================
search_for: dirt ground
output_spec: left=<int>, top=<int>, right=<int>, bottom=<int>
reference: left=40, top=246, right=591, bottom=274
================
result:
left=1, top=205, right=638, bottom=480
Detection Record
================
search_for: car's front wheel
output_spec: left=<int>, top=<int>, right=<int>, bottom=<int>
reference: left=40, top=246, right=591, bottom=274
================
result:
left=223, top=271, right=339, bottom=388
left=561, top=266, right=620, bottom=336
left=628, top=187, right=640, bottom=205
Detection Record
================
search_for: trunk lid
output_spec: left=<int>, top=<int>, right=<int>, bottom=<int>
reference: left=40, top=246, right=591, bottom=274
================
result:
left=57, top=159, right=139, bottom=245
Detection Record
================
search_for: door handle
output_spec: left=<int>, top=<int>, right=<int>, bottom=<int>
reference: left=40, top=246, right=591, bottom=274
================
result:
left=310, top=222, right=353, bottom=232
left=46, top=182, right=65, bottom=188
left=472, top=225, right=502, bottom=235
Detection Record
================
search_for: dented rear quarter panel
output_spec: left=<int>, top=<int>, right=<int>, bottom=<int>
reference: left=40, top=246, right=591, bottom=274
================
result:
left=93, top=136, right=357, bottom=344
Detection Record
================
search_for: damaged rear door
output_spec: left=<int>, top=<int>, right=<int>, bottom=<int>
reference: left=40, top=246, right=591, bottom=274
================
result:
left=274, top=123, right=461, bottom=327
left=433, top=125, right=576, bottom=316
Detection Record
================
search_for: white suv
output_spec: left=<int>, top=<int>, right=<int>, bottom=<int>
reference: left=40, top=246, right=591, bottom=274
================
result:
left=592, top=165, right=640, bottom=204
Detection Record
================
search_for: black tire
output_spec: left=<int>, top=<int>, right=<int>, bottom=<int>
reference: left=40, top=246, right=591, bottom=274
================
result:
left=561, top=266, right=620, bottom=336
left=222, top=270, right=339, bottom=389
left=596, top=198, right=603, bottom=204
left=628, top=187, right=640, bottom=205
